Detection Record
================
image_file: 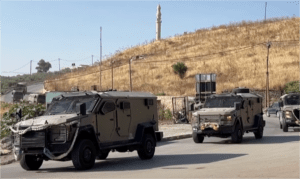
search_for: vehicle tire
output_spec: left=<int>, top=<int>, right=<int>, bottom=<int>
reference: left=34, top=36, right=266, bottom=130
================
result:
left=96, top=150, right=110, bottom=160
left=192, top=132, right=204, bottom=143
left=282, top=119, right=288, bottom=132
left=267, top=111, right=270, bottom=117
left=20, top=155, right=43, bottom=170
left=231, top=123, right=243, bottom=143
left=72, top=139, right=96, bottom=170
left=137, top=134, right=155, bottom=160
left=254, top=121, right=264, bottom=139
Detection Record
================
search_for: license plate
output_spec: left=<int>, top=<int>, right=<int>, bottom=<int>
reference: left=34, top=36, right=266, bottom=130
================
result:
left=286, top=120, right=291, bottom=122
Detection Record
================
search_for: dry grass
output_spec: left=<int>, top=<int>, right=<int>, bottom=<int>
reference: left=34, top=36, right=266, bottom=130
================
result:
left=0, top=105, right=10, bottom=119
left=45, top=17, right=299, bottom=96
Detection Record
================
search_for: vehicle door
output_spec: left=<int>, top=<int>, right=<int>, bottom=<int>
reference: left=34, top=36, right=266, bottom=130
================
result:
left=116, top=100, right=131, bottom=137
left=96, top=100, right=116, bottom=142
left=247, top=99, right=254, bottom=127
left=241, top=99, right=250, bottom=129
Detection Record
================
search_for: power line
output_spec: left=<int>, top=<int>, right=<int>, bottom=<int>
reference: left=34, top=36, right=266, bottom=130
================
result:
left=8, top=61, right=31, bottom=73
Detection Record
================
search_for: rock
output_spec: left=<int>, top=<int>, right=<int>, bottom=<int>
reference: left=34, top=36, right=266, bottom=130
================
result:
left=0, top=136, right=12, bottom=144
left=0, top=136, right=13, bottom=150
left=0, top=149, right=12, bottom=156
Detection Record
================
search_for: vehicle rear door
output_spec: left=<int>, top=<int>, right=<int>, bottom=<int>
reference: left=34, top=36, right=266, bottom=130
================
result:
left=116, top=100, right=131, bottom=137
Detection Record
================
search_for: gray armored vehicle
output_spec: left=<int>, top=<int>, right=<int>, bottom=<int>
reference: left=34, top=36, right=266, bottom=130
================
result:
left=10, top=91, right=163, bottom=170
left=191, top=88, right=265, bottom=143
left=278, top=93, right=300, bottom=132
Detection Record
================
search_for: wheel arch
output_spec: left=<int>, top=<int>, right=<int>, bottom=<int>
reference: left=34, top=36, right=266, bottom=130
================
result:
left=76, top=125, right=100, bottom=152
left=134, top=122, right=157, bottom=145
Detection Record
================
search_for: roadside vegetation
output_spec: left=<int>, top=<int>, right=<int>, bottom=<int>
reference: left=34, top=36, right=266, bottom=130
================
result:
left=0, top=102, right=46, bottom=139
left=284, top=81, right=300, bottom=93
left=44, top=17, right=299, bottom=95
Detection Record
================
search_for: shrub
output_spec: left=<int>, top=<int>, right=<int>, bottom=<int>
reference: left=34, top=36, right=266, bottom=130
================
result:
left=163, top=109, right=172, bottom=120
left=0, top=102, right=46, bottom=139
left=172, top=62, right=188, bottom=79
left=284, top=81, right=300, bottom=93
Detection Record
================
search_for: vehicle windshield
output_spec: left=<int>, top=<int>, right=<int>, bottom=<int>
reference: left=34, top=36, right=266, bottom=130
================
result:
left=44, top=95, right=99, bottom=115
left=204, top=96, right=242, bottom=108
left=284, top=94, right=300, bottom=105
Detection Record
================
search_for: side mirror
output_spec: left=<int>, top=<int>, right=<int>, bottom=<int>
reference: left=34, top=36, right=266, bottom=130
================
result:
left=234, top=102, right=241, bottom=110
left=279, top=101, right=283, bottom=108
left=76, top=103, right=86, bottom=116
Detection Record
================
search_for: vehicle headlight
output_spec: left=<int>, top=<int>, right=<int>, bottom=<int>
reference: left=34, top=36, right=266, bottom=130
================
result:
left=192, top=115, right=199, bottom=126
left=286, top=111, right=292, bottom=119
left=227, top=116, right=232, bottom=120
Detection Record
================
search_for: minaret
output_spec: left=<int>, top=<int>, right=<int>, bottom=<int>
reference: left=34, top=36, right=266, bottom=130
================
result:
left=156, top=4, right=162, bottom=40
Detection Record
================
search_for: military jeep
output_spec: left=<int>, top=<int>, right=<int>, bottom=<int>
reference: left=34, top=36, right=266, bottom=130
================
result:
left=10, top=91, right=163, bottom=170
left=278, top=93, right=300, bottom=132
left=191, top=88, right=265, bottom=143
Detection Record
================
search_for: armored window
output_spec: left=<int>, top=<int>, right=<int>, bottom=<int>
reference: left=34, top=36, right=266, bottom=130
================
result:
left=120, top=102, right=130, bottom=110
left=257, top=98, right=260, bottom=103
left=145, top=99, right=154, bottom=106
left=101, top=102, right=116, bottom=114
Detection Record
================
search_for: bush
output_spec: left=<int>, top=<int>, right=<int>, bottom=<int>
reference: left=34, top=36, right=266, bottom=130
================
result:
left=0, top=102, right=46, bottom=139
left=172, top=62, right=188, bottom=79
left=284, top=81, right=300, bottom=93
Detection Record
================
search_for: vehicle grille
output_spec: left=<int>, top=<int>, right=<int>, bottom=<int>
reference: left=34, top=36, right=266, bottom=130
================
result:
left=201, top=115, right=220, bottom=123
left=21, top=131, right=45, bottom=148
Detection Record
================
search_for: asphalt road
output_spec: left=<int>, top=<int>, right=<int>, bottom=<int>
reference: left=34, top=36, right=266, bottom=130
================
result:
left=0, top=83, right=44, bottom=103
left=1, top=115, right=299, bottom=178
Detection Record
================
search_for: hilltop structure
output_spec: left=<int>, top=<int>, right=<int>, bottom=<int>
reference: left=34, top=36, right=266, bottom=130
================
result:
left=156, top=4, right=162, bottom=40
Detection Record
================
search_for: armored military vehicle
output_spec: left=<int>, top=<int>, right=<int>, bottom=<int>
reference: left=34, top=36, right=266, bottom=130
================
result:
left=10, top=91, right=163, bottom=170
left=278, top=93, right=300, bottom=132
left=191, top=88, right=265, bottom=143
left=12, top=91, right=24, bottom=103
left=12, top=82, right=27, bottom=95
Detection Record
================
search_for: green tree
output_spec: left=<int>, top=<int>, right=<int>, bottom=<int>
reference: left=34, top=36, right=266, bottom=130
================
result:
left=172, top=62, right=188, bottom=79
left=36, top=59, right=52, bottom=73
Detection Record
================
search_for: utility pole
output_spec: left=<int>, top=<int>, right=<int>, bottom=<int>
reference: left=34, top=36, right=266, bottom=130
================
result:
left=111, top=60, right=114, bottom=90
left=99, top=26, right=102, bottom=90
left=58, top=58, right=61, bottom=71
left=92, top=55, right=93, bottom=65
left=265, top=2, right=267, bottom=21
left=266, top=41, right=271, bottom=108
left=129, top=58, right=132, bottom=92
left=30, top=60, right=32, bottom=75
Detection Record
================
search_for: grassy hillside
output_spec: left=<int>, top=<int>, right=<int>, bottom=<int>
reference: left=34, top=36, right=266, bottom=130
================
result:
left=45, top=17, right=299, bottom=96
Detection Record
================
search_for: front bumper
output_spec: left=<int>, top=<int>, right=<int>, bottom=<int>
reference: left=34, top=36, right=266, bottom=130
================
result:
left=193, top=125, right=234, bottom=135
left=285, top=119, right=300, bottom=126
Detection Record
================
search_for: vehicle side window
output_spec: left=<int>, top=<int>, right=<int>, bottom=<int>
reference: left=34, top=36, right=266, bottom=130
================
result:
left=100, top=101, right=116, bottom=114
left=120, top=102, right=130, bottom=110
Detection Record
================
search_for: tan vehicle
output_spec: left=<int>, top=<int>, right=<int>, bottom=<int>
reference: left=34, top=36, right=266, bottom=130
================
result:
left=11, top=91, right=163, bottom=170
left=278, top=93, right=300, bottom=132
left=191, top=88, right=265, bottom=143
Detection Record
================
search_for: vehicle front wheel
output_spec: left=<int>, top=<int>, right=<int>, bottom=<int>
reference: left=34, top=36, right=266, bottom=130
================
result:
left=192, top=132, right=204, bottom=143
left=282, top=120, right=288, bottom=132
left=231, top=123, right=243, bottom=143
left=138, top=134, right=155, bottom=160
left=72, top=139, right=96, bottom=170
left=20, top=155, right=43, bottom=170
